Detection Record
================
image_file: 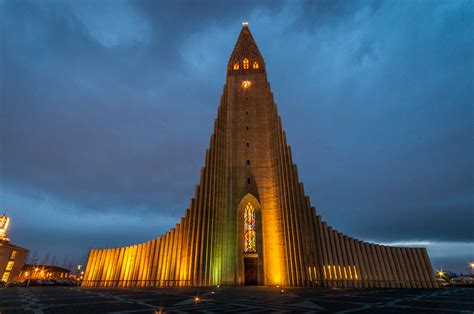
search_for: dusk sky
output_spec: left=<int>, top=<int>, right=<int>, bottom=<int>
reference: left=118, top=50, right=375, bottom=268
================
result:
left=1, top=0, right=472, bottom=273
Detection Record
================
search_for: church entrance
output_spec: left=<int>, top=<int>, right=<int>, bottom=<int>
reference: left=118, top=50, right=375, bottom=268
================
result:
left=237, top=194, right=264, bottom=286
left=244, top=256, right=258, bottom=285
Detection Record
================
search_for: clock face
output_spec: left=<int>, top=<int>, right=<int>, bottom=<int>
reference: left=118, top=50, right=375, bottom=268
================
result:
left=241, top=80, right=252, bottom=89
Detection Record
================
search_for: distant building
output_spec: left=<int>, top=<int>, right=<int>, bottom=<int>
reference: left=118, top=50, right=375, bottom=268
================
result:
left=18, top=264, right=70, bottom=281
left=0, top=214, right=29, bottom=283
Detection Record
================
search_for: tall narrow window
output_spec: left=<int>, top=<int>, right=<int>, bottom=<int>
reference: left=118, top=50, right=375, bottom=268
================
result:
left=253, top=61, right=259, bottom=69
left=5, top=261, right=14, bottom=271
left=243, top=58, right=249, bottom=69
left=244, top=202, right=256, bottom=253
left=233, top=62, right=239, bottom=70
left=247, top=159, right=250, bottom=165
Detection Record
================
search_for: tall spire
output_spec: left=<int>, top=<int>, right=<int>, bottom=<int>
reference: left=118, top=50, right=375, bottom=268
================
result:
left=227, top=22, right=265, bottom=75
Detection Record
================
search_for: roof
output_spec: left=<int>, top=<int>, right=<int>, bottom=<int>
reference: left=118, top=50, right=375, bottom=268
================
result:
left=22, top=264, right=70, bottom=273
left=227, top=24, right=265, bottom=74
left=0, top=241, right=29, bottom=252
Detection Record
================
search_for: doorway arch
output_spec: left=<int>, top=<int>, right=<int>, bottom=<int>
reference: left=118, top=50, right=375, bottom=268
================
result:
left=237, top=193, right=264, bottom=285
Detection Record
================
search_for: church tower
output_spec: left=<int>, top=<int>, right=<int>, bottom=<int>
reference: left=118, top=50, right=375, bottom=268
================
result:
left=217, top=23, right=285, bottom=285
left=83, top=24, right=438, bottom=288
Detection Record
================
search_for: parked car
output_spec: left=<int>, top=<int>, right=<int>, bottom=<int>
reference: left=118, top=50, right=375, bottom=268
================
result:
left=436, top=278, right=450, bottom=287
left=56, top=280, right=78, bottom=286
left=6, top=281, right=26, bottom=287
left=42, top=280, right=57, bottom=286
left=28, top=279, right=46, bottom=286
left=451, top=277, right=474, bottom=286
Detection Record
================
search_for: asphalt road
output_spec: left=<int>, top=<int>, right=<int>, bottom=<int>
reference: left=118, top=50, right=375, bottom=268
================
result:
left=0, top=286, right=472, bottom=313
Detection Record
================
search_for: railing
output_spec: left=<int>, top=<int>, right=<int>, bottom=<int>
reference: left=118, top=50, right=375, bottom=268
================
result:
left=81, top=279, right=191, bottom=288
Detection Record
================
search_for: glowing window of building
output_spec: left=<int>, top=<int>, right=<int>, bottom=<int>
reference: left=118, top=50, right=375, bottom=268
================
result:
left=353, top=265, right=359, bottom=280
left=244, top=202, right=256, bottom=253
left=2, top=271, right=10, bottom=282
left=5, top=261, right=14, bottom=271
left=10, top=251, right=16, bottom=260
left=233, top=62, right=239, bottom=70
left=253, top=61, right=259, bottom=69
left=243, top=58, right=249, bottom=69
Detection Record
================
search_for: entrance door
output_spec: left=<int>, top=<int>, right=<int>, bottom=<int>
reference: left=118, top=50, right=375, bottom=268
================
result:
left=244, top=257, right=258, bottom=285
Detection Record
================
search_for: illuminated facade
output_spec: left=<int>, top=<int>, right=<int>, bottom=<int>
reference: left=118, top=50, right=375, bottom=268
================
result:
left=83, top=24, right=438, bottom=288
left=0, top=215, right=11, bottom=242
left=0, top=214, right=29, bottom=283
left=18, top=264, right=70, bottom=281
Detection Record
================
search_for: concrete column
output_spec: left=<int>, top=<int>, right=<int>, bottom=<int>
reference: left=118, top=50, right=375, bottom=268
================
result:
left=373, top=245, right=387, bottom=287
left=115, top=248, right=124, bottom=287
left=316, top=216, right=327, bottom=286
left=355, top=241, right=368, bottom=287
left=365, top=243, right=379, bottom=287
left=136, top=244, right=145, bottom=287
left=415, top=248, right=431, bottom=288
left=156, top=238, right=164, bottom=287
left=345, top=237, right=357, bottom=287
left=170, top=226, right=178, bottom=285
left=401, top=248, right=415, bottom=287
left=421, top=248, right=437, bottom=288
left=385, top=247, right=401, bottom=288
left=408, top=248, right=424, bottom=288
left=325, top=226, right=336, bottom=287
left=381, top=246, right=396, bottom=288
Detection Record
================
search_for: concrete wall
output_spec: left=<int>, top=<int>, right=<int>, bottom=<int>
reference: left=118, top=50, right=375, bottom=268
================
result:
left=82, top=26, right=437, bottom=289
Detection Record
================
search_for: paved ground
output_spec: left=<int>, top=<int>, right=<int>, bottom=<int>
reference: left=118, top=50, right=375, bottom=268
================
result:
left=0, top=286, right=473, bottom=313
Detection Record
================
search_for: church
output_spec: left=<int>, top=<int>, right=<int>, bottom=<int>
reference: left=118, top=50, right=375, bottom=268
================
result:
left=82, top=24, right=437, bottom=288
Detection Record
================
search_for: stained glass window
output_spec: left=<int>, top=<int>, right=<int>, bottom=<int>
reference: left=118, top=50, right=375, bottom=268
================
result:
left=243, top=58, right=249, bottom=69
left=244, top=202, right=256, bottom=253
left=233, top=62, right=239, bottom=70
left=253, top=61, right=259, bottom=69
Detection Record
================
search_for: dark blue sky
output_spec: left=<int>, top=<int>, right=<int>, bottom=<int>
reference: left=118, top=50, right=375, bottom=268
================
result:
left=1, top=0, right=473, bottom=273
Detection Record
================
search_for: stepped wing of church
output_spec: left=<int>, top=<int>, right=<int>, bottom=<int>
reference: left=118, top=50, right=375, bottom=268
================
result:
left=83, top=25, right=437, bottom=288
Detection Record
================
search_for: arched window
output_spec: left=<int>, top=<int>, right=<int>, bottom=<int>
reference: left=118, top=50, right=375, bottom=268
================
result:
left=243, top=58, right=249, bottom=69
left=253, top=61, right=259, bottom=69
left=244, top=202, right=256, bottom=253
left=233, top=62, right=239, bottom=70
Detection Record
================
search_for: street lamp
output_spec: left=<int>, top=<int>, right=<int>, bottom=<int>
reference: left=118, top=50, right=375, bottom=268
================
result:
left=437, top=270, right=445, bottom=278
left=469, top=262, right=474, bottom=275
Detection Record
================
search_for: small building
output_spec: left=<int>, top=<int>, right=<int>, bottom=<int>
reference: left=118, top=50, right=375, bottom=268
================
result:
left=0, top=215, right=29, bottom=283
left=19, top=264, right=70, bottom=281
